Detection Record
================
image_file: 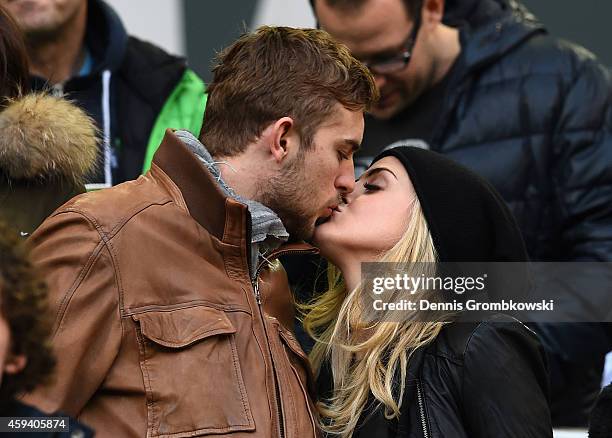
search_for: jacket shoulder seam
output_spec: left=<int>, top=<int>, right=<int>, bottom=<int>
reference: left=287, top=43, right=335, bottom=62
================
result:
left=52, top=200, right=173, bottom=322
left=62, top=199, right=173, bottom=241
left=51, top=211, right=117, bottom=337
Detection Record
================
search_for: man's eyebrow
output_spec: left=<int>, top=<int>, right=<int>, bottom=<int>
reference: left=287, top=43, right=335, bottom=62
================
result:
left=357, top=166, right=398, bottom=182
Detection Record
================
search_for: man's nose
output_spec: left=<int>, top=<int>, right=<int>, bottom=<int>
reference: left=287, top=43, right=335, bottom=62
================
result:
left=335, top=163, right=356, bottom=194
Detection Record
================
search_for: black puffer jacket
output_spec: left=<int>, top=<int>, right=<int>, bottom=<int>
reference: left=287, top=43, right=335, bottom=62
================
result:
left=352, top=0, right=612, bottom=426
left=318, top=314, right=552, bottom=438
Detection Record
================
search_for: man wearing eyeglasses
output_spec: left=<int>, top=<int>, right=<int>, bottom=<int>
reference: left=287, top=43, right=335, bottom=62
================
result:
left=309, top=0, right=612, bottom=429
left=312, top=0, right=460, bottom=174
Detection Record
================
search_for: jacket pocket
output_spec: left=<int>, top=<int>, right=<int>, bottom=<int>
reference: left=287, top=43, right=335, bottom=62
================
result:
left=133, top=306, right=255, bottom=437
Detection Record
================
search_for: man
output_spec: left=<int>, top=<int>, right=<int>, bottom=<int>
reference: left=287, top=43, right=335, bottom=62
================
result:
left=23, top=26, right=377, bottom=437
left=311, top=0, right=612, bottom=427
left=2, top=0, right=207, bottom=188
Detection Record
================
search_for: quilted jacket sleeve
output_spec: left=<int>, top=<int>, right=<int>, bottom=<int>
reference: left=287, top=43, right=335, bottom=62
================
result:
left=533, top=49, right=612, bottom=424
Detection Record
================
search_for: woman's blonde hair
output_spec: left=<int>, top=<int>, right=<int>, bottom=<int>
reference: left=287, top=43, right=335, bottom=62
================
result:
left=301, top=196, right=447, bottom=437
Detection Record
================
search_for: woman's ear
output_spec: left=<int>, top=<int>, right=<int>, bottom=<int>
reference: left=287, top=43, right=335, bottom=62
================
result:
left=270, top=117, right=296, bottom=163
left=4, top=353, right=27, bottom=375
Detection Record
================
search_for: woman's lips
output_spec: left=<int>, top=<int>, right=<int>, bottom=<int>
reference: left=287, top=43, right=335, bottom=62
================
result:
left=328, top=206, right=343, bottom=219
left=314, top=207, right=341, bottom=227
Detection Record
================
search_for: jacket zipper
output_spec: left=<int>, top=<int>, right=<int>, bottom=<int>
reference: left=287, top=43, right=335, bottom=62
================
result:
left=253, top=275, right=261, bottom=304
left=252, top=273, right=285, bottom=438
left=416, top=379, right=430, bottom=438
left=251, top=247, right=317, bottom=305
left=250, top=250, right=281, bottom=437
left=253, top=250, right=320, bottom=438
left=248, top=237, right=317, bottom=438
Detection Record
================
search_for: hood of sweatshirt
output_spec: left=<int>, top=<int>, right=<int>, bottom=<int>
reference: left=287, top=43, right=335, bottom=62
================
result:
left=82, top=0, right=128, bottom=75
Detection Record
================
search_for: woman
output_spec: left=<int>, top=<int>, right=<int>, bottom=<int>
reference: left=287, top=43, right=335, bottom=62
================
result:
left=303, top=147, right=552, bottom=437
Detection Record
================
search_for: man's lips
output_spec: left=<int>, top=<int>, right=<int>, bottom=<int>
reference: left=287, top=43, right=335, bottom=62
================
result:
left=315, top=205, right=341, bottom=226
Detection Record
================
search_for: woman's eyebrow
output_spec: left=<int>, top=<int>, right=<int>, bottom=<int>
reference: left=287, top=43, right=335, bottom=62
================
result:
left=356, top=167, right=398, bottom=182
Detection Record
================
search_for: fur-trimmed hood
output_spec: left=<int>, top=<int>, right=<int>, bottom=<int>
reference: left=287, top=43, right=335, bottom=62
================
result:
left=0, top=93, right=98, bottom=182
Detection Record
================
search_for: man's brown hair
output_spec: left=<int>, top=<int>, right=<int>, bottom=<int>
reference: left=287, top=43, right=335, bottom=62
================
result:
left=0, top=222, right=54, bottom=405
left=200, top=26, right=378, bottom=157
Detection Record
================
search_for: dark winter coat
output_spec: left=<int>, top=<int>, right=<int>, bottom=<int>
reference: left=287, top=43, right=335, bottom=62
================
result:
left=431, top=1, right=612, bottom=426
left=318, top=314, right=552, bottom=438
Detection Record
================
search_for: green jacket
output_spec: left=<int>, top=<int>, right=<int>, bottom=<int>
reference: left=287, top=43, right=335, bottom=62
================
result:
left=143, top=69, right=207, bottom=173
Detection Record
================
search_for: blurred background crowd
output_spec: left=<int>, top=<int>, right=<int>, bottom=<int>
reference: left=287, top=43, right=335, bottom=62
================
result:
left=102, top=0, right=612, bottom=81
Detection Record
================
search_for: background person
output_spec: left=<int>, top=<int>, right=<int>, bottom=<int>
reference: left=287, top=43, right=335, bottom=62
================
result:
left=0, top=220, right=92, bottom=437
left=310, top=0, right=612, bottom=425
left=0, top=3, right=98, bottom=237
left=1, top=0, right=207, bottom=188
left=0, top=1, right=28, bottom=101
left=303, top=146, right=552, bottom=437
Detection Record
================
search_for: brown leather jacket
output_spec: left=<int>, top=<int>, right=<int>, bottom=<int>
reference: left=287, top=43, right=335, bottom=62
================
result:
left=24, top=130, right=320, bottom=438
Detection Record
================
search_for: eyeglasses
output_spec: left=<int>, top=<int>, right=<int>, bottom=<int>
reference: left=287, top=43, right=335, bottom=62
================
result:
left=362, top=12, right=422, bottom=75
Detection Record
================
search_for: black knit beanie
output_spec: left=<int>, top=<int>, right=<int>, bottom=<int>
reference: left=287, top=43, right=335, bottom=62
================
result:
left=371, top=147, right=528, bottom=263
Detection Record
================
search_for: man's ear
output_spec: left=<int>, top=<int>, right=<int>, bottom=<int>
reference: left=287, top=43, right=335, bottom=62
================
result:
left=269, top=117, right=296, bottom=163
left=4, top=354, right=27, bottom=375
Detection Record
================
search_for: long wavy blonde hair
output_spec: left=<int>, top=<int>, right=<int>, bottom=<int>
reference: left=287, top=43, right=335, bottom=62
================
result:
left=301, top=196, right=447, bottom=437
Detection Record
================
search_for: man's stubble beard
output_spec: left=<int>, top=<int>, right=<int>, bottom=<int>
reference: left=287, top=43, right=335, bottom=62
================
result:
left=255, top=154, right=316, bottom=241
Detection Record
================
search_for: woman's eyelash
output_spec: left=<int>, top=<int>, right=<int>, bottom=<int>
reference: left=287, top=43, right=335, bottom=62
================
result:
left=364, top=182, right=380, bottom=192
